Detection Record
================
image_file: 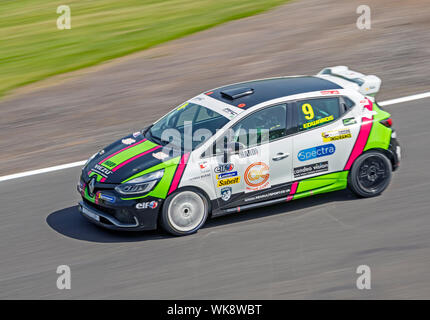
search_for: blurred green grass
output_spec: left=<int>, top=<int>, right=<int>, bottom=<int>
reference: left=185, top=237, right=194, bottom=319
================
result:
left=0, top=0, right=288, bottom=98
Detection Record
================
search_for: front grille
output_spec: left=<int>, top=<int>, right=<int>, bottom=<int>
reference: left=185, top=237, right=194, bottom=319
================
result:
left=83, top=198, right=116, bottom=215
left=83, top=198, right=136, bottom=224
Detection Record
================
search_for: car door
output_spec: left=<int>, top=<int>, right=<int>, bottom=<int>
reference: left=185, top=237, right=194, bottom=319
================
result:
left=209, top=103, right=295, bottom=209
left=292, top=96, right=359, bottom=190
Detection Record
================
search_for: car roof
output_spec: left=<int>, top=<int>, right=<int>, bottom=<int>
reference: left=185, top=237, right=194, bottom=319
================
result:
left=205, top=76, right=343, bottom=109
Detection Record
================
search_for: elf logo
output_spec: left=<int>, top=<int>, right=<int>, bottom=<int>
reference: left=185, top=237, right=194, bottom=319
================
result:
left=214, top=163, right=234, bottom=173
left=136, top=201, right=158, bottom=210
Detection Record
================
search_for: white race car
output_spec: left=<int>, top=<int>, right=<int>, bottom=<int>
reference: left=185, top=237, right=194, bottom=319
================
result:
left=79, top=66, right=400, bottom=236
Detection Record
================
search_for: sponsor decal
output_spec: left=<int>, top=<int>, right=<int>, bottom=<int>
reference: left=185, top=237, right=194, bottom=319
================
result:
left=177, top=102, right=189, bottom=111
left=322, top=129, right=352, bottom=142
left=122, top=138, right=136, bottom=145
left=152, top=151, right=169, bottom=160
left=244, top=188, right=290, bottom=202
left=190, top=173, right=211, bottom=181
left=297, top=144, right=336, bottom=161
left=217, top=171, right=238, bottom=180
left=303, top=115, right=334, bottom=129
left=244, top=162, right=270, bottom=192
left=98, top=193, right=116, bottom=203
left=217, top=177, right=240, bottom=187
left=136, top=201, right=158, bottom=210
left=223, top=108, right=238, bottom=117
left=294, top=161, right=329, bottom=178
left=221, top=187, right=232, bottom=201
left=104, top=160, right=116, bottom=168
left=199, top=161, right=209, bottom=171
left=343, top=117, right=357, bottom=126
left=78, top=180, right=85, bottom=195
left=239, top=148, right=258, bottom=158
left=132, top=131, right=142, bottom=138
left=214, top=163, right=234, bottom=173
left=93, top=164, right=113, bottom=177
left=320, top=90, right=340, bottom=95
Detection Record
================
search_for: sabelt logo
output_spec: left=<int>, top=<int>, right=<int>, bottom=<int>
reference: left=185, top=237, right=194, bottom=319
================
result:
left=297, top=144, right=336, bottom=161
left=244, top=162, right=269, bottom=187
left=217, top=177, right=240, bottom=187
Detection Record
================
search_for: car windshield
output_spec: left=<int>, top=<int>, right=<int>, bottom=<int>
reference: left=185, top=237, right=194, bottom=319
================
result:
left=146, top=102, right=230, bottom=151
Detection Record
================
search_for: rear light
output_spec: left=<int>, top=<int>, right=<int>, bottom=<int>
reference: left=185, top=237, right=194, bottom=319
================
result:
left=380, top=118, right=392, bottom=128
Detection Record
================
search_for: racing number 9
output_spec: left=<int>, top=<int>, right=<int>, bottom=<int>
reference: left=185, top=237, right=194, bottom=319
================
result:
left=302, top=103, right=314, bottom=120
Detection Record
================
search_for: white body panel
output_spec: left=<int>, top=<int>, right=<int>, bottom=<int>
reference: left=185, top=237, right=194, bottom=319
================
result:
left=179, top=84, right=370, bottom=203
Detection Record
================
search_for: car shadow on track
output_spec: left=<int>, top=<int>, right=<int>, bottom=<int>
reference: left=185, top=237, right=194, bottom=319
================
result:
left=47, top=189, right=359, bottom=243
left=46, top=206, right=170, bottom=243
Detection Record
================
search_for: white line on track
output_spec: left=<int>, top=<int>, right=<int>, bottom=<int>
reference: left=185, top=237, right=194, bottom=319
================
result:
left=0, top=91, right=429, bottom=183
left=378, top=92, right=430, bottom=106
left=0, top=161, right=86, bottom=182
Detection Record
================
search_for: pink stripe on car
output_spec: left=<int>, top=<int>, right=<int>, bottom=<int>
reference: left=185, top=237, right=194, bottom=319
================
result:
left=344, top=98, right=374, bottom=170
left=168, top=153, right=190, bottom=195
left=98, top=139, right=147, bottom=165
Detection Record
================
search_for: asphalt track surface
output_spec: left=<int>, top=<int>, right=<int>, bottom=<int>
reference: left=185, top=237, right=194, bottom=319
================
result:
left=0, top=98, right=429, bottom=299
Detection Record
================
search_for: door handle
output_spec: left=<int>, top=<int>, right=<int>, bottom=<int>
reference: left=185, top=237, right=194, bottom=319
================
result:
left=272, top=152, right=290, bottom=161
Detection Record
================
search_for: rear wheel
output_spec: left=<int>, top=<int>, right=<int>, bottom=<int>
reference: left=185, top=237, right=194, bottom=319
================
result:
left=161, top=189, right=209, bottom=236
left=348, top=151, right=392, bottom=197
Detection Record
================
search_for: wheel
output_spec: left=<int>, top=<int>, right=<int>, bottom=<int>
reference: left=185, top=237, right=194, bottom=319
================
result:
left=160, top=189, right=209, bottom=236
left=348, top=151, right=392, bottom=198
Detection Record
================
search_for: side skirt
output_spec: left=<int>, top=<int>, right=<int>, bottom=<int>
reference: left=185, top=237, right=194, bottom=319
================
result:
left=212, top=172, right=348, bottom=217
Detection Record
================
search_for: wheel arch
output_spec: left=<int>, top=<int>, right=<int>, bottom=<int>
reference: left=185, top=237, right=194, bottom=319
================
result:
left=360, top=148, right=396, bottom=171
left=158, top=185, right=213, bottom=223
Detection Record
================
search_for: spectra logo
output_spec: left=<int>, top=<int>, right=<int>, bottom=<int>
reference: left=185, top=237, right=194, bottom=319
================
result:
left=297, top=144, right=336, bottom=161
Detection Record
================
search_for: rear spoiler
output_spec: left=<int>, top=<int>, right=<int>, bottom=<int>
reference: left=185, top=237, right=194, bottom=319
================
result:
left=318, top=66, right=381, bottom=96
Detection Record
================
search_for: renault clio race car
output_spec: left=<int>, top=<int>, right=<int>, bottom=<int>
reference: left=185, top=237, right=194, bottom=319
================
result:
left=78, top=66, right=401, bottom=236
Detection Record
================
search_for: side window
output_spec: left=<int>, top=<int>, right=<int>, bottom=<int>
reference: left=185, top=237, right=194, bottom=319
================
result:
left=206, top=104, right=288, bottom=157
left=232, top=104, right=288, bottom=148
left=341, top=97, right=355, bottom=114
left=195, top=107, right=216, bottom=122
left=297, top=97, right=340, bottom=131
left=175, top=103, right=199, bottom=127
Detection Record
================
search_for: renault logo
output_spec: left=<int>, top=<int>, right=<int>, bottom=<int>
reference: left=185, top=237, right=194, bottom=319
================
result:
left=88, top=176, right=96, bottom=197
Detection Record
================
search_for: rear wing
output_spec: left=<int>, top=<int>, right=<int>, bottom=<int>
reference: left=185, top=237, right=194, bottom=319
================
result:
left=317, top=66, right=381, bottom=96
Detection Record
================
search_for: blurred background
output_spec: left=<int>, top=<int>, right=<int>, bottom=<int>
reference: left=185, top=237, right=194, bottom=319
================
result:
left=0, top=0, right=429, bottom=176
left=1, top=0, right=430, bottom=299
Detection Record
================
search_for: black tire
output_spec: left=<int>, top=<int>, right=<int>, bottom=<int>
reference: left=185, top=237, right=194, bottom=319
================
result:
left=160, top=188, right=209, bottom=236
left=348, top=151, right=392, bottom=198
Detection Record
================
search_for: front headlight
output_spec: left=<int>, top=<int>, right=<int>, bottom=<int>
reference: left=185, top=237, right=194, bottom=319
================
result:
left=115, top=169, right=164, bottom=195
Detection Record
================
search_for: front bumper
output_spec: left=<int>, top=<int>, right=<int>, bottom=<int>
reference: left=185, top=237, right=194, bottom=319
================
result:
left=79, top=201, right=139, bottom=230
left=78, top=199, right=160, bottom=231
left=77, top=176, right=161, bottom=231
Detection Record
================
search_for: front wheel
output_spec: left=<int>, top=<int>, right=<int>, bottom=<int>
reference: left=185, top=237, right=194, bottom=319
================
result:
left=160, top=189, right=209, bottom=236
left=348, top=151, right=392, bottom=198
